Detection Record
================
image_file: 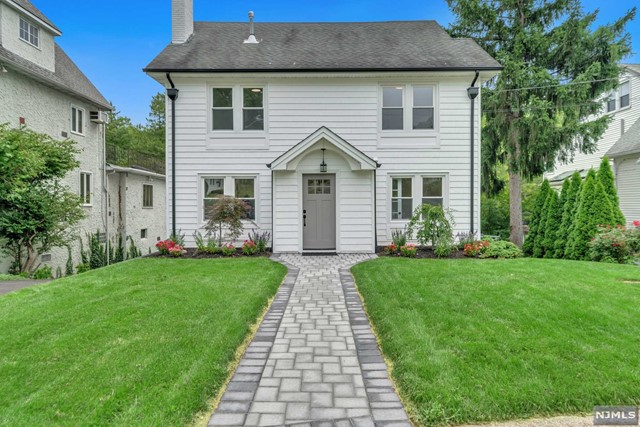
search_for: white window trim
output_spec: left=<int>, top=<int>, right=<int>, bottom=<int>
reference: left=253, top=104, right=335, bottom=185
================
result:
left=80, top=171, right=92, bottom=207
left=605, top=80, right=631, bottom=114
left=209, top=85, right=268, bottom=135
left=19, top=17, right=40, bottom=49
left=71, top=105, right=85, bottom=136
left=389, top=173, right=449, bottom=223
left=390, top=176, right=414, bottom=221
left=142, top=184, right=154, bottom=209
left=618, top=81, right=631, bottom=111
left=200, top=175, right=258, bottom=224
left=380, top=84, right=439, bottom=135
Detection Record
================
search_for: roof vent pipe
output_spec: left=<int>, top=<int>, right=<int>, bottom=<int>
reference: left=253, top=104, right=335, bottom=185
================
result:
left=244, top=11, right=259, bottom=44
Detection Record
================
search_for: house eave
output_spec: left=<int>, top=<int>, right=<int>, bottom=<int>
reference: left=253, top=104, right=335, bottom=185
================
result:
left=143, top=66, right=503, bottom=74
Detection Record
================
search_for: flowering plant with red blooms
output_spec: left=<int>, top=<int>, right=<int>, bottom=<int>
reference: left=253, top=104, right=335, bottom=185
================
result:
left=633, top=220, right=640, bottom=227
left=463, top=240, right=490, bottom=257
left=156, top=239, right=178, bottom=255
left=221, top=244, right=236, bottom=257
left=399, top=244, right=418, bottom=258
left=589, top=224, right=638, bottom=264
left=242, top=240, right=258, bottom=256
left=383, top=243, right=397, bottom=255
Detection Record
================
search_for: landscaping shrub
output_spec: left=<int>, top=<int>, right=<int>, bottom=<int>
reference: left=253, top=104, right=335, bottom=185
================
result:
left=406, top=204, right=454, bottom=249
left=597, top=157, right=625, bottom=226
left=221, top=244, right=236, bottom=257
left=589, top=222, right=640, bottom=264
left=156, top=239, right=184, bottom=256
left=205, top=196, right=251, bottom=246
left=533, top=187, right=556, bottom=258
left=566, top=169, right=614, bottom=260
left=399, top=244, right=417, bottom=258
left=65, top=246, right=74, bottom=276
left=434, top=241, right=455, bottom=258
left=541, top=190, right=562, bottom=258
left=32, top=265, right=52, bottom=279
left=76, top=263, right=90, bottom=274
left=242, top=240, right=258, bottom=256
left=554, top=172, right=582, bottom=258
left=479, top=240, right=523, bottom=259
left=194, top=231, right=221, bottom=254
left=523, top=180, right=551, bottom=256
left=383, top=244, right=397, bottom=255
left=169, top=229, right=186, bottom=247
left=248, top=230, right=271, bottom=253
left=391, top=229, right=408, bottom=247
left=463, top=240, right=490, bottom=257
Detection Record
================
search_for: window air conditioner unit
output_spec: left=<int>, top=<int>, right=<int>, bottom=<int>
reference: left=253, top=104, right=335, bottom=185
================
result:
left=90, top=111, right=109, bottom=124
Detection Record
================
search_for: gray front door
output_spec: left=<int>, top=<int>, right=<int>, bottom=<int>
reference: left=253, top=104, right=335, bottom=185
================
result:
left=303, top=175, right=336, bottom=250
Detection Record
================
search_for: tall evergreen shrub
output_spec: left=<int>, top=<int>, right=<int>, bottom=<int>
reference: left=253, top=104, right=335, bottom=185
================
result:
left=554, top=172, right=582, bottom=258
left=524, top=180, right=551, bottom=256
left=597, top=157, right=625, bottom=225
left=542, top=190, right=562, bottom=258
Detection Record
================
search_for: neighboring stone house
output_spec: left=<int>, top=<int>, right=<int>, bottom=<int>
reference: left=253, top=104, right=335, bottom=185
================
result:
left=0, top=0, right=165, bottom=274
left=546, top=64, right=640, bottom=224
left=144, top=0, right=502, bottom=253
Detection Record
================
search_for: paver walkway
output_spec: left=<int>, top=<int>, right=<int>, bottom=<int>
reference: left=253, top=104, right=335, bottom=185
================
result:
left=209, top=254, right=411, bottom=427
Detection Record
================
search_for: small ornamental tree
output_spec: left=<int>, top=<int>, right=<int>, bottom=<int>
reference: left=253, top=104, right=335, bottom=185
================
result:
left=0, top=125, right=84, bottom=273
left=554, top=172, right=581, bottom=258
left=597, top=157, right=625, bottom=226
left=541, top=190, right=562, bottom=259
left=205, top=196, right=251, bottom=246
left=566, top=169, right=614, bottom=260
left=523, top=180, right=551, bottom=256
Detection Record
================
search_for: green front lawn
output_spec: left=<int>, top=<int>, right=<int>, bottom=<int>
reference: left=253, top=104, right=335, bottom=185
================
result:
left=352, top=258, right=640, bottom=426
left=0, top=258, right=287, bottom=427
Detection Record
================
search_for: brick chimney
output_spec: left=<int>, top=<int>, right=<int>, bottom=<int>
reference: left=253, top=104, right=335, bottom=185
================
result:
left=172, top=0, right=193, bottom=44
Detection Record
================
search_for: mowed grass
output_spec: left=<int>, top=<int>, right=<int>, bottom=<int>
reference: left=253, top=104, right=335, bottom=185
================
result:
left=0, top=258, right=287, bottom=427
left=352, top=258, right=640, bottom=426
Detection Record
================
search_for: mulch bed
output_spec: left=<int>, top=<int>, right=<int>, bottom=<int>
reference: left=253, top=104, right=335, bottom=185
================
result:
left=375, top=247, right=467, bottom=259
left=147, top=248, right=273, bottom=259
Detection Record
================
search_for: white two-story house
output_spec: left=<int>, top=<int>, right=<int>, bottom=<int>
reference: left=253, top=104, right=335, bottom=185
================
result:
left=0, top=0, right=166, bottom=274
left=145, top=0, right=501, bottom=253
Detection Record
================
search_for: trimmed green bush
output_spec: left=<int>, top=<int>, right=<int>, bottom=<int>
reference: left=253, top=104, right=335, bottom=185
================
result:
left=597, top=157, right=625, bottom=226
left=524, top=180, right=551, bottom=256
left=479, top=240, right=523, bottom=258
left=554, top=172, right=582, bottom=258
left=566, top=169, right=614, bottom=260
left=542, top=190, right=562, bottom=258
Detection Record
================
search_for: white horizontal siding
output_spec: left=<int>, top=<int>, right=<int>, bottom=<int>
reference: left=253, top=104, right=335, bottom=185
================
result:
left=615, top=155, right=640, bottom=225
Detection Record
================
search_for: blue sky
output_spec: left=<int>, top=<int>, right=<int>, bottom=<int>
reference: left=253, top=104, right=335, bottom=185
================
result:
left=33, top=0, right=639, bottom=125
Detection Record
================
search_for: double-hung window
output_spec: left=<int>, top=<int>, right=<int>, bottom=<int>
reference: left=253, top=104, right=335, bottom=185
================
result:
left=80, top=172, right=92, bottom=206
left=202, top=177, right=256, bottom=221
left=607, top=91, right=617, bottom=112
left=391, top=175, right=446, bottom=220
left=71, top=106, right=84, bottom=135
left=619, top=82, right=630, bottom=109
left=19, top=18, right=39, bottom=48
left=142, top=184, right=153, bottom=208
left=382, top=87, right=404, bottom=130
left=212, top=88, right=234, bottom=130
left=382, top=85, right=436, bottom=131
left=243, top=88, right=264, bottom=130
left=391, top=178, right=413, bottom=220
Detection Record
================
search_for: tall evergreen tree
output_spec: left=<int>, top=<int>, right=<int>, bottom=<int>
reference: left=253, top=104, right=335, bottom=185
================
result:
left=523, top=180, right=551, bottom=256
left=542, top=190, right=562, bottom=258
left=447, top=0, right=635, bottom=246
left=566, top=169, right=614, bottom=260
left=597, top=157, right=625, bottom=225
left=533, top=188, right=553, bottom=258
left=554, top=172, right=582, bottom=258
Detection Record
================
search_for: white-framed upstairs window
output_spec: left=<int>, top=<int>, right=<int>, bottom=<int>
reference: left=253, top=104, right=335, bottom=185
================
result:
left=80, top=172, right=92, bottom=206
left=390, top=174, right=447, bottom=221
left=212, top=88, right=234, bottom=130
left=142, top=184, right=153, bottom=208
left=202, top=176, right=257, bottom=222
left=381, top=84, right=437, bottom=132
left=19, top=17, right=39, bottom=48
left=619, top=81, right=630, bottom=109
left=211, top=86, right=266, bottom=133
left=71, top=105, right=85, bottom=135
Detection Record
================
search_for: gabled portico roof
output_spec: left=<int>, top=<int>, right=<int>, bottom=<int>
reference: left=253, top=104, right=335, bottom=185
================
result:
left=267, top=127, right=380, bottom=171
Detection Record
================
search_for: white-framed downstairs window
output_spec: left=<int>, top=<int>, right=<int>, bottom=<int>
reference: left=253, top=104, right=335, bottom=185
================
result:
left=391, top=177, right=413, bottom=220
left=422, top=177, right=444, bottom=206
left=202, top=176, right=257, bottom=222
left=19, top=17, right=39, bottom=48
left=80, top=172, right=92, bottom=206
left=71, top=106, right=84, bottom=135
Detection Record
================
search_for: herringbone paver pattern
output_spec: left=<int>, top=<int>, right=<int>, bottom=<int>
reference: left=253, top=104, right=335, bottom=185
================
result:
left=209, top=254, right=410, bottom=427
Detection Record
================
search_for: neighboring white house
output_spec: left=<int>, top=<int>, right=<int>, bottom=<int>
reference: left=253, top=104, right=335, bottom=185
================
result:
left=0, top=0, right=165, bottom=274
left=144, top=0, right=501, bottom=253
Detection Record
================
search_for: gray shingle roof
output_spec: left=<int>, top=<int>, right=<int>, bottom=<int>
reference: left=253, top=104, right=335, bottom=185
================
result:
left=622, top=63, right=640, bottom=75
left=9, top=0, right=61, bottom=33
left=0, top=44, right=111, bottom=110
left=145, top=21, right=501, bottom=72
left=607, top=118, right=640, bottom=158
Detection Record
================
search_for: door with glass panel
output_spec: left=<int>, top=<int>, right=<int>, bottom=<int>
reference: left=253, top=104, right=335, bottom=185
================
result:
left=303, top=175, right=336, bottom=250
